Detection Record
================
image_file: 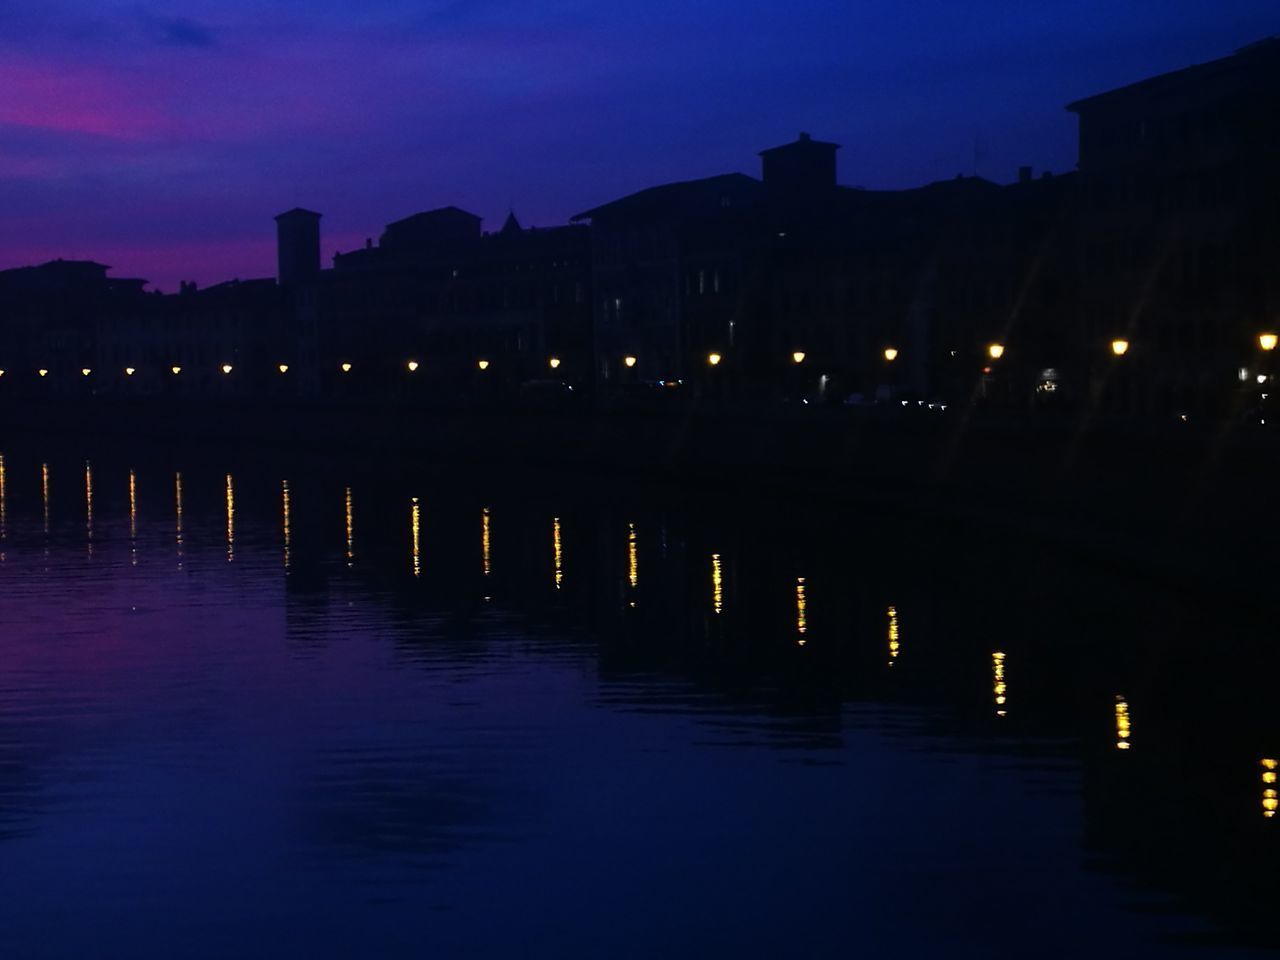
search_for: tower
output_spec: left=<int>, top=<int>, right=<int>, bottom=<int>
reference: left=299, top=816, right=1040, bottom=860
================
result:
left=274, top=208, right=322, bottom=286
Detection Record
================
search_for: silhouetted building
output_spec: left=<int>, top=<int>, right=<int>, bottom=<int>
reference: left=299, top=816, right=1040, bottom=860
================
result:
left=275, top=208, right=322, bottom=287
left=1067, top=37, right=1280, bottom=417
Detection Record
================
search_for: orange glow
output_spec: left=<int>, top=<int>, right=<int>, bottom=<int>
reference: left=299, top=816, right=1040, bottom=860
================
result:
left=624, top=356, right=637, bottom=368
left=1260, top=333, right=1278, bottom=352
left=883, top=347, right=899, bottom=362
left=1110, top=339, right=1129, bottom=357
left=987, top=343, right=1005, bottom=360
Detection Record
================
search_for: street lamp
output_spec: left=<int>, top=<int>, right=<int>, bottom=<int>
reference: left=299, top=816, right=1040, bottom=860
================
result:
left=792, top=351, right=806, bottom=364
left=278, top=364, right=289, bottom=374
left=707, top=352, right=722, bottom=366
left=221, top=363, right=233, bottom=374
left=406, top=360, right=419, bottom=372
left=624, top=355, right=637, bottom=368
left=171, top=366, right=181, bottom=375
left=548, top=357, right=561, bottom=370
left=81, top=368, right=91, bottom=377
left=1110, top=339, right=1130, bottom=357
left=340, top=362, right=352, bottom=373
left=883, top=347, right=899, bottom=362
left=125, top=367, right=136, bottom=376
left=478, top=359, right=491, bottom=371
left=987, top=343, right=1005, bottom=360
left=1260, top=333, right=1278, bottom=352
left=38, top=369, right=48, bottom=378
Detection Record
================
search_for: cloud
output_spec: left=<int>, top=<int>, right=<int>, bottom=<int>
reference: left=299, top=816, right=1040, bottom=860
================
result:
left=138, top=9, right=216, bottom=48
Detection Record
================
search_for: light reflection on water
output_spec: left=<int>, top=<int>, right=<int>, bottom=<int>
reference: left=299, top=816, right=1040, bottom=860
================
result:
left=0, top=446, right=1277, bottom=959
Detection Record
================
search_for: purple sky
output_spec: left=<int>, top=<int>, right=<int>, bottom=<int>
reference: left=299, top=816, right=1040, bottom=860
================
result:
left=1, top=1, right=1274, bottom=291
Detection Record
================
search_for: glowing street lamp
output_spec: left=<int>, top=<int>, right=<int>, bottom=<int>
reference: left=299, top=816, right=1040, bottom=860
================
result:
left=883, top=347, right=899, bottom=362
left=38, top=368, right=48, bottom=378
left=707, top=352, right=722, bottom=367
left=340, top=362, right=352, bottom=373
left=1110, top=339, right=1130, bottom=357
left=221, top=363, right=233, bottom=374
left=125, top=367, right=136, bottom=376
left=1260, top=333, right=1278, bottom=352
left=278, top=364, right=289, bottom=374
left=548, top=357, right=561, bottom=370
left=477, top=359, right=491, bottom=371
left=0, top=370, right=5, bottom=377
left=406, top=360, right=419, bottom=372
left=987, top=343, right=1005, bottom=360
left=624, top=355, right=637, bottom=368
left=792, top=351, right=806, bottom=364
left=81, top=368, right=91, bottom=377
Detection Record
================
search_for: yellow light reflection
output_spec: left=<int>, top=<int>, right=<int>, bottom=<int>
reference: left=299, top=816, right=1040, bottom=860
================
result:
left=992, top=651, right=1007, bottom=717
left=711, top=553, right=724, bottom=615
left=225, top=474, right=235, bottom=562
left=1114, top=696, right=1132, bottom=750
left=887, top=605, right=900, bottom=666
left=627, top=522, right=638, bottom=589
left=481, top=506, right=491, bottom=577
left=281, top=480, right=290, bottom=571
left=41, top=462, right=49, bottom=535
left=128, top=469, right=137, bottom=565
left=1264, top=759, right=1279, bottom=818
left=175, top=472, right=184, bottom=567
left=345, top=487, right=354, bottom=567
left=411, top=497, right=421, bottom=578
left=0, top=453, right=7, bottom=545
left=553, top=516, right=563, bottom=589
left=795, top=577, right=807, bottom=645
left=84, top=461, right=93, bottom=555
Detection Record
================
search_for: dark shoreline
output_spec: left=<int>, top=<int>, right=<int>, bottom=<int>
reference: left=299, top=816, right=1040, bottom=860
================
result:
left=2, top=399, right=1272, bottom=591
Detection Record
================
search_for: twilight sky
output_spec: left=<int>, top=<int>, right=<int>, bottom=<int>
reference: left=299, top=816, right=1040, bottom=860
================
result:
left=1, top=0, right=1274, bottom=290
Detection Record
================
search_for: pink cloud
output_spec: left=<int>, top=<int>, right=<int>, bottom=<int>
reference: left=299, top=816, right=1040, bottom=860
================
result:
left=0, top=58, right=178, bottom=140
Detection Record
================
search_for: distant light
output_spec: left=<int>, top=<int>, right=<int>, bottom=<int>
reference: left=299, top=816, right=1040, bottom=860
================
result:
left=38, top=369, right=48, bottom=378
left=81, top=368, right=91, bottom=377
left=171, top=366, right=181, bottom=375
left=340, top=362, right=352, bottom=373
left=548, top=357, right=561, bottom=369
left=0, top=369, right=5, bottom=377
left=221, top=363, right=233, bottom=375
left=792, top=351, right=806, bottom=364
left=278, top=364, right=289, bottom=374
left=987, top=343, right=1005, bottom=360
left=707, top=352, right=722, bottom=366
left=883, top=347, right=899, bottom=362
left=1178, top=413, right=1188, bottom=422
left=623, top=355, right=637, bottom=368
left=1259, top=375, right=1269, bottom=384
left=1239, top=367, right=1251, bottom=382
left=407, top=360, right=419, bottom=372
left=1110, top=338, right=1129, bottom=356
left=124, top=367, right=136, bottom=376
left=477, top=359, right=490, bottom=371
left=1261, top=333, right=1278, bottom=352
left=982, top=366, right=992, bottom=375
